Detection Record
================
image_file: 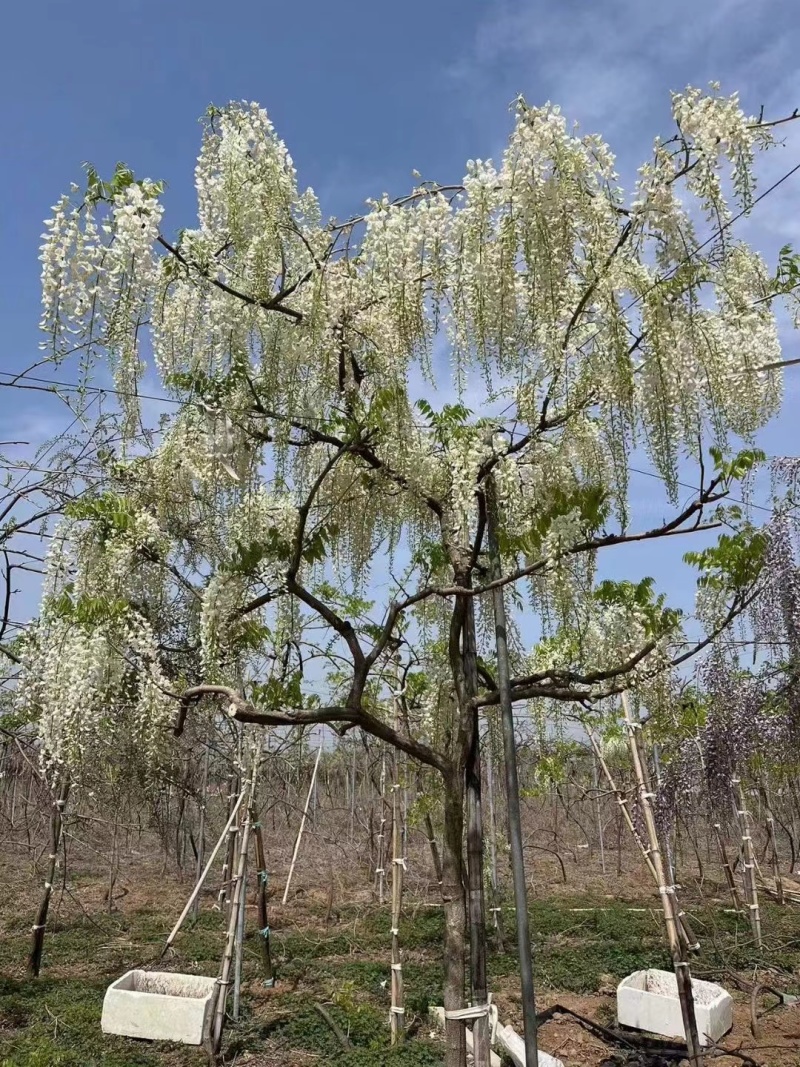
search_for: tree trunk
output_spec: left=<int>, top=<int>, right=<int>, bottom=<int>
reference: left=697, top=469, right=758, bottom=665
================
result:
left=252, top=810, right=275, bottom=985
left=28, top=774, right=70, bottom=977
left=461, top=595, right=490, bottom=1067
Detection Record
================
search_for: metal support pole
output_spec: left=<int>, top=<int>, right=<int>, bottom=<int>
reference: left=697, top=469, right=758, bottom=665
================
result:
left=485, top=475, right=539, bottom=1066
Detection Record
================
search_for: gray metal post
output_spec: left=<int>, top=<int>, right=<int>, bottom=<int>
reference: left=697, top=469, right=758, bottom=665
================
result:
left=485, top=475, right=539, bottom=1066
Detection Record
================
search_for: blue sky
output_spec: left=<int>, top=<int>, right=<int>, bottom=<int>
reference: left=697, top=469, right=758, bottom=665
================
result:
left=1, top=0, right=799, bottom=637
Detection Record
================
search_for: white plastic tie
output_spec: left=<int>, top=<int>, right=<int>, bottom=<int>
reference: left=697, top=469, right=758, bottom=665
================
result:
left=390, top=1006, right=405, bottom=1014
left=393, top=857, right=407, bottom=869
left=749, top=903, right=759, bottom=910
left=444, top=1004, right=491, bottom=1021
left=390, top=927, right=399, bottom=936
left=642, top=792, right=656, bottom=799
left=391, top=963, right=402, bottom=971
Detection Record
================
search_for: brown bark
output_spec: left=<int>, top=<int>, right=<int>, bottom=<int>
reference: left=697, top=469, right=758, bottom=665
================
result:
left=461, top=595, right=490, bottom=1067
left=440, top=775, right=467, bottom=1067
left=28, top=774, right=70, bottom=977
left=251, top=810, right=275, bottom=985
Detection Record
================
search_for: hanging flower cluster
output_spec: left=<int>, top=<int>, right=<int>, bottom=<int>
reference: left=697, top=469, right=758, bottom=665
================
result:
left=23, top=85, right=797, bottom=776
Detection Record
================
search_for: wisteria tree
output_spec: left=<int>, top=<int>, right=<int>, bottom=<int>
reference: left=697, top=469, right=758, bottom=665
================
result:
left=17, top=86, right=800, bottom=1066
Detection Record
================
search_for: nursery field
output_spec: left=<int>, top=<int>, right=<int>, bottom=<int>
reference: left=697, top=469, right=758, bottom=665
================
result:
left=5, top=42, right=800, bottom=1067
left=2, top=831, right=800, bottom=1067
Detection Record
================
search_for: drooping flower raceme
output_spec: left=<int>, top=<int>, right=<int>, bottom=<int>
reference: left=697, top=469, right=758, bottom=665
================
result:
left=22, top=87, right=796, bottom=778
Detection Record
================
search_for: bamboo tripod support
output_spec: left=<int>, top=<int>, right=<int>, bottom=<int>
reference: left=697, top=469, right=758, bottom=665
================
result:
left=713, top=821, right=743, bottom=913
left=588, top=732, right=699, bottom=952
left=162, top=789, right=248, bottom=957
left=620, top=693, right=700, bottom=1064
left=212, top=753, right=259, bottom=1054
left=732, top=777, right=763, bottom=948
left=282, top=745, right=322, bottom=906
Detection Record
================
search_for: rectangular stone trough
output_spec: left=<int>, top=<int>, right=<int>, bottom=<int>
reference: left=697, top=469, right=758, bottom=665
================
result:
left=617, top=969, right=733, bottom=1047
left=101, top=970, right=217, bottom=1045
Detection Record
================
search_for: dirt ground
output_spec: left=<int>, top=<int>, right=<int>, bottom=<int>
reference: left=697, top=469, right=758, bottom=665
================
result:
left=2, top=823, right=800, bottom=1066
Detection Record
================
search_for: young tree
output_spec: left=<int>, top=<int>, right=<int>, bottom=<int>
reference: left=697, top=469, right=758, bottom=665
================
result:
left=18, top=86, right=799, bottom=1066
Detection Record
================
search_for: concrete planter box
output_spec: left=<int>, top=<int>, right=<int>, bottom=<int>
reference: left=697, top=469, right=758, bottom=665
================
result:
left=617, top=969, right=733, bottom=1047
left=101, top=969, right=217, bottom=1045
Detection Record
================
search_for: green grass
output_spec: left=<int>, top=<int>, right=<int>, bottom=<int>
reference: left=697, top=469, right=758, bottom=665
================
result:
left=0, top=975, right=197, bottom=1067
left=3, top=891, right=800, bottom=1065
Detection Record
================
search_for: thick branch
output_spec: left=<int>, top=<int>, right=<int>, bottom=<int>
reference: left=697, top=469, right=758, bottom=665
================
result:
left=157, top=236, right=307, bottom=323
left=174, top=684, right=448, bottom=774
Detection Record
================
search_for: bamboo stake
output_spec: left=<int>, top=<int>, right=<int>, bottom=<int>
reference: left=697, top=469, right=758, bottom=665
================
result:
left=621, top=693, right=700, bottom=1064
left=212, top=755, right=258, bottom=1054
left=282, top=745, right=322, bottom=906
left=631, top=721, right=699, bottom=954
left=217, top=766, right=240, bottom=911
left=732, top=777, right=763, bottom=948
left=589, top=732, right=659, bottom=883
left=232, top=849, right=247, bottom=1021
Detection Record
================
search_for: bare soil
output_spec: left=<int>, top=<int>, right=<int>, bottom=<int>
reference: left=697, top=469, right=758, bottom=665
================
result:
left=2, top=816, right=800, bottom=1065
